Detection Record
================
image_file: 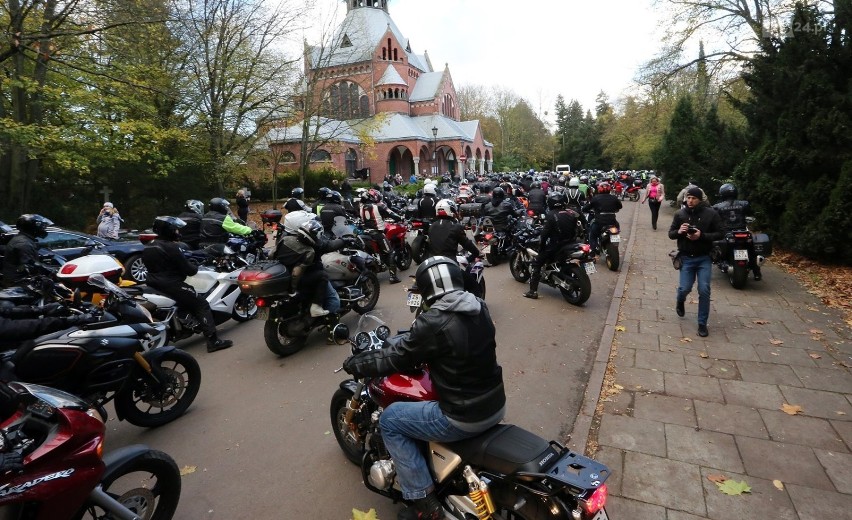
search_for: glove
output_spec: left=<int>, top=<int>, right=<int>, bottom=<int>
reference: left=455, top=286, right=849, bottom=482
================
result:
left=0, top=451, right=24, bottom=474
left=342, top=355, right=364, bottom=379
left=343, top=237, right=359, bottom=248
left=253, top=229, right=267, bottom=241
left=40, top=302, right=67, bottom=317
left=65, top=312, right=100, bottom=326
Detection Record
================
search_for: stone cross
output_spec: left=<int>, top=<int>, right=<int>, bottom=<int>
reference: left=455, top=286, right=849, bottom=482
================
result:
left=100, top=185, right=112, bottom=204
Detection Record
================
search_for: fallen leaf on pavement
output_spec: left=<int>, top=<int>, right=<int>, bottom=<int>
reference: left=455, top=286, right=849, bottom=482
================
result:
left=615, top=325, right=626, bottom=332
left=613, top=384, right=624, bottom=390
left=180, top=465, right=197, bottom=476
left=770, top=352, right=780, bottom=356
left=837, top=411, right=847, bottom=416
left=707, top=474, right=728, bottom=483
left=352, top=509, right=379, bottom=520
left=773, top=480, right=784, bottom=490
left=811, top=336, right=822, bottom=341
left=781, top=403, right=804, bottom=415
left=808, top=353, right=822, bottom=359
left=807, top=306, right=818, bottom=312
left=809, top=329, right=824, bottom=335
left=717, top=479, right=752, bottom=496
left=699, top=352, right=709, bottom=358
left=753, top=319, right=770, bottom=325
left=770, top=339, right=784, bottom=345
left=680, top=337, right=693, bottom=343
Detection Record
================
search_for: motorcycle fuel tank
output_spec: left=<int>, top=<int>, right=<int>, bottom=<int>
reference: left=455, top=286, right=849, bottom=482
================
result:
left=369, top=370, right=437, bottom=409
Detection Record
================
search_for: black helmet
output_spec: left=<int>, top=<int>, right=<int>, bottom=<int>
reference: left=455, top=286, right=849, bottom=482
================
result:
left=415, top=256, right=465, bottom=305
left=185, top=199, right=204, bottom=215
left=209, top=198, right=229, bottom=214
left=719, top=183, right=738, bottom=200
left=546, top=191, right=568, bottom=209
left=531, top=181, right=541, bottom=189
left=491, top=186, right=506, bottom=203
left=317, top=187, right=331, bottom=200
left=16, top=214, right=53, bottom=239
left=292, top=187, right=304, bottom=199
left=153, top=216, right=186, bottom=241
left=296, top=219, right=323, bottom=247
left=328, top=191, right=342, bottom=204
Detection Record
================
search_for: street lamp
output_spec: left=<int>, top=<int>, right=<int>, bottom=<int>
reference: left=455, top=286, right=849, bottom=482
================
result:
left=432, top=126, right=438, bottom=176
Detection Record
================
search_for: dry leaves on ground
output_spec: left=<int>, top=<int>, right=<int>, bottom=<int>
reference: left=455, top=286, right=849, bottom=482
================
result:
left=717, top=479, right=752, bottom=496
left=179, top=465, right=197, bottom=476
left=781, top=403, right=804, bottom=415
left=772, top=250, right=852, bottom=327
left=770, top=339, right=784, bottom=345
left=773, top=480, right=785, bottom=491
left=352, top=509, right=380, bottom=520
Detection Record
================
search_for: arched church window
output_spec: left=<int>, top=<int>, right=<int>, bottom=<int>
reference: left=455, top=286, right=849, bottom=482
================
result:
left=310, top=150, right=331, bottom=162
left=359, top=96, right=370, bottom=117
left=278, top=151, right=296, bottom=163
left=393, top=48, right=398, bottom=61
left=324, top=80, right=369, bottom=120
left=382, top=48, right=387, bottom=60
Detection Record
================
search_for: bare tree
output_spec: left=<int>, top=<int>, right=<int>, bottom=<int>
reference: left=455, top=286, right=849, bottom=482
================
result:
left=456, top=84, right=492, bottom=122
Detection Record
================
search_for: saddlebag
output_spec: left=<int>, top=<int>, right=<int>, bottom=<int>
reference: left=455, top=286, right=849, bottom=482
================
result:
left=237, top=261, right=291, bottom=296
left=260, top=209, right=283, bottom=225
left=753, top=233, right=772, bottom=256
left=458, top=203, right=481, bottom=217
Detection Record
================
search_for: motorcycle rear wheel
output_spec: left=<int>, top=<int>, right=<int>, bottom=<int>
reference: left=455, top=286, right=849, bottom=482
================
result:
left=605, top=243, right=620, bottom=271
left=352, top=272, right=380, bottom=314
left=330, top=388, right=366, bottom=465
left=114, top=350, right=201, bottom=428
left=231, top=293, right=258, bottom=322
left=77, top=450, right=181, bottom=520
left=263, top=320, right=307, bottom=357
left=509, top=251, right=530, bottom=282
left=629, top=192, right=639, bottom=202
left=485, top=251, right=503, bottom=266
left=395, top=243, right=413, bottom=271
left=559, top=264, right=592, bottom=306
left=729, top=263, right=749, bottom=289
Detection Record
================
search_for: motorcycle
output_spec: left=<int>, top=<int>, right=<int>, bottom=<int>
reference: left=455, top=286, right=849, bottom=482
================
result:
left=509, top=222, right=595, bottom=306
left=0, top=380, right=181, bottom=519
left=624, top=179, right=643, bottom=202
left=0, top=274, right=201, bottom=428
left=330, top=317, right=611, bottom=520
left=137, top=262, right=258, bottom=344
left=237, top=245, right=380, bottom=357
left=473, top=217, right=516, bottom=266
left=713, top=218, right=771, bottom=289
left=405, top=252, right=486, bottom=315
left=587, top=212, right=621, bottom=272
left=385, top=219, right=413, bottom=271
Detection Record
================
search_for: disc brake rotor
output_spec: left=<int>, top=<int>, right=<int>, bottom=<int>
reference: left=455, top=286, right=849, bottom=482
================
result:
left=137, top=367, right=185, bottom=408
left=117, top=487, right=156, bottom=520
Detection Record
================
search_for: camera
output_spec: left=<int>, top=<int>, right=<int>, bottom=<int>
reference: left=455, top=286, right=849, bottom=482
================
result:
left=686, top=226, right=698, bottom=235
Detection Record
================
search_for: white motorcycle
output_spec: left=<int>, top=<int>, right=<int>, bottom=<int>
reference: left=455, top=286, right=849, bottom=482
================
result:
left=138, top=263, right=257, bottom=343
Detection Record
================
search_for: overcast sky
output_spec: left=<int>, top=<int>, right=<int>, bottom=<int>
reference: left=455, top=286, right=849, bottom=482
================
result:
left=317, top=0, right=666, bottom=125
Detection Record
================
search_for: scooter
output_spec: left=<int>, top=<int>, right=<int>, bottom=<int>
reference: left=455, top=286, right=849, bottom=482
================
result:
left=0, top=380, right=181, bottom=519
left=330, top=318, right=611, bottom=520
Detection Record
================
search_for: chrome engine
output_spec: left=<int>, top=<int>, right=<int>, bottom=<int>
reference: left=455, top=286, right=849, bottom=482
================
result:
left=368, top=459, right=396, bottom=491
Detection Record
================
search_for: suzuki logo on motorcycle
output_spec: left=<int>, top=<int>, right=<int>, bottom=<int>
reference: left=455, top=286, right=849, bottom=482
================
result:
left=0, top=468, right=75, bottom=497
left=100, top=339, right=109, bottom=346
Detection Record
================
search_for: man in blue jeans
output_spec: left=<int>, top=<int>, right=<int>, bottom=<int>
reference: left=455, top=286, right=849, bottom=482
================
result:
left=343, top=256, right=505, bottom=520
left=669, top=187, right=723, bottom=337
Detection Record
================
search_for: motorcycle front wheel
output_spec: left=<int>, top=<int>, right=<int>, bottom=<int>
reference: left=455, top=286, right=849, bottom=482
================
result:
left=559, top=264, right=592, bottom=306
left=263, top=320, right=307, bottom=357
left=352, top=272, right=380, bottom=314
left=115, top=350, right=201, bottom=428
left=330, top=388, right=366, bottom=465
left=509, top=251, right=530, bottom=282
left=395, top=243, right=413, bottom=271
left=231, top=293, right=258, bottom=322
left=77, top=450, right=181, bottom=520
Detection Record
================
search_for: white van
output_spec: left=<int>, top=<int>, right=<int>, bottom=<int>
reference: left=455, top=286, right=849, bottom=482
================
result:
left=555, top=164, right=571, bottom=175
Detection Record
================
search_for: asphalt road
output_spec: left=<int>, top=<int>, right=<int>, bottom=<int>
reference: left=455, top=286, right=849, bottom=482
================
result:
left=105, top=203, right=636, bottom=519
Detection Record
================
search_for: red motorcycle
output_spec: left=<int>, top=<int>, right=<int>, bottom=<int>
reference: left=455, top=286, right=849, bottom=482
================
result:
left=0, top=380, right=181, bottom=519
left=624, top=179, right=643, bottom=202
left=384, top=219, right=413, bottom=271
left=330, top=317, right=610, bottom=520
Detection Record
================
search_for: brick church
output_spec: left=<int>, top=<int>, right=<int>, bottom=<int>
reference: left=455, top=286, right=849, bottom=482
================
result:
left=264, top=0, right=493, bottom=183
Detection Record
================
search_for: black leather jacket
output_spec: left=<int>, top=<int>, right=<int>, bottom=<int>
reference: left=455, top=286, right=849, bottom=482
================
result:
left=583, top=194, right=622, bottom=226
left=427, top=218, right=480, bottom=259
left=526, top=188, right=546, bottom=214
left=143, top=239, right=198, bottom=289
left=2, top=233, right=39, bottom=287
left=480, top=199, right=521, bottom=231
left=669, top=204, right=724, bottom=256
left=541, top=208, right=580, bottom=250
left=177, top=211, right=202, bottom=247
left=712, top=199, right=752, bottom=232
left=200, top=211, right=227, bottom=243
left=415, top=196, right=438, bottom=220
left=345, top=291, right=505, bottom=426
left=319, top=203, right=348, bottom=233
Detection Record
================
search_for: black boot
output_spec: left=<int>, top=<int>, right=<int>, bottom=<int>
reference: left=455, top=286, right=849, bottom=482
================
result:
left=207, top=334, right=233, bottom=353
left=389, top=270, right=401, bottom=284
left=397, top=492, right=443, bottom=520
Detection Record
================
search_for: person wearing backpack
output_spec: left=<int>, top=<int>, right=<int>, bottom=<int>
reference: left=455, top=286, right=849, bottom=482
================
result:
left=523, top=191, right=581, bottom=300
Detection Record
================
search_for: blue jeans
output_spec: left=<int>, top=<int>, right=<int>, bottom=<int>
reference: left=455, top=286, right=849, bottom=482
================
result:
left=324, top=281, right=340, bottom=314
left=677, top=255, right=712, bottom=326
left=379, top=401, right=476, bottom=500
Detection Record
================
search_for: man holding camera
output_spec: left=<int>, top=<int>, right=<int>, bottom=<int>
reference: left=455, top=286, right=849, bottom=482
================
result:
left=668, top=187, right=722, bottom=337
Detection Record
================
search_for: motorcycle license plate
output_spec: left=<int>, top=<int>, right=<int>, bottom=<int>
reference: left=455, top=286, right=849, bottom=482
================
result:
left=255, top=307, right=269, bottom=321
left=592, top=509, right=610, bottom=520
left=610, top=234, right=621, bottom=243
left=734, top=249, right=749, bottom=261
left=584, top=262, right=597, bottom=274
left=406, top=292, right=422, bottom=308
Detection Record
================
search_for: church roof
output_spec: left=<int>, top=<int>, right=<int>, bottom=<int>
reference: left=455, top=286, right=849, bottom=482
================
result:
left=376, top=65, right=406, bottom=86
left=409, top=71, right=444, bottom=102
left=310, top=7, right=430, bottom=72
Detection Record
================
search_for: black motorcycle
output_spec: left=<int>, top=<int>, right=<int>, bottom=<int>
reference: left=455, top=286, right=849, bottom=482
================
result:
left=509, top=222, right=595, bottom=305
left=713, top=219, right=771, bottom=289
left=0, top=274, right=201, bottom=428
left=474, top=216, right=517, bottom=266
left=587, top=211, right=621, bottom=271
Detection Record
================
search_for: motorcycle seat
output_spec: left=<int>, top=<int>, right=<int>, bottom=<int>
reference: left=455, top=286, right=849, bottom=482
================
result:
left=444, top=424, right=559, bottom=478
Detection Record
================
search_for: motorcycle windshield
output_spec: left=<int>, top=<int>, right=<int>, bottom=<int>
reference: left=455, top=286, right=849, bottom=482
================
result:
left=87, top=273, right=130, bottom=299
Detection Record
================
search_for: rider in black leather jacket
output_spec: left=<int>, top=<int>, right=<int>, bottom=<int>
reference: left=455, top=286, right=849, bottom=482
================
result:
left=479, top=187, right=523, bottom=231
left=2, top=214, right=51, bottom=288
left=711, top=183, right=762, bottom=280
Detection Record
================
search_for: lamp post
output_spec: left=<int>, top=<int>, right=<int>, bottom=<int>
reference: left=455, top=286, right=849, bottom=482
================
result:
left=432, top=126, right=438, bottom=176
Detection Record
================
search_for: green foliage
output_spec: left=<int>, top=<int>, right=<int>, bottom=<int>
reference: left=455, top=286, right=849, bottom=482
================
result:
left=251, top=165, right=345, bottom=202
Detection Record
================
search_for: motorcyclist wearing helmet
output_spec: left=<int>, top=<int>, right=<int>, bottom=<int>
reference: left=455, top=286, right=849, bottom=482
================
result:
left=427, top=199, right=480, bottom=260
left=523, top=192, right=582, bottom=299
left=479, top=187, right=522, bottom=233
left=359, top=189, right=402, bottom=284
left=565, top=177, right=586, bottom=212
left=275, top=215, right=351, bottom=319
left=578, top=175, right=591, bottom=198
left=200, top=198, right=252, bottom=246
left=144, top=216, right=233, bottom=352
left=284, top=187, right=309, bottom=213
left=178, top=199, right=204, bottom=250
left=319, top=190, right=349, bottom=234
left=582, top=182, right=623, bottom=253
left=712, top=183, right=762, bottom=281
left=312, top=187, right=332, bottom=215
left=526, top=181, right=547, bottom=216
left=2, top=214, right=52, bottom=288
left=342, top=256, right=505, bottom=520
left=414, top=183, right=438, bottom=221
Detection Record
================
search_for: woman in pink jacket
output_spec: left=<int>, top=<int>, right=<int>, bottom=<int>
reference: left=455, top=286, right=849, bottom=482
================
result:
left=641, top=176, right=665, bottom=230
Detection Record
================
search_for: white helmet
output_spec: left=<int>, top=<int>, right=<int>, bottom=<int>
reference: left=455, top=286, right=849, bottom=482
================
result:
left=435, top=199, right=457, bottom=218
left=283, top=210, right=316, bottom=235
left=568, top=177, right=580, bottom=188
left=423, top=184, right=437, bottom=196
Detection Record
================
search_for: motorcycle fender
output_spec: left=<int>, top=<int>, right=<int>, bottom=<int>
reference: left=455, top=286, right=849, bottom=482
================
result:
left=101, top=444, right=161, bottom=483
left=140, top=344, right=179, bottom=364
left=338, top=379, right=360, bottom=395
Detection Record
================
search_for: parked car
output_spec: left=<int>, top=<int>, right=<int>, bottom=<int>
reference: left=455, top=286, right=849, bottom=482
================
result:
left=0, top=223, right=148, bottom=283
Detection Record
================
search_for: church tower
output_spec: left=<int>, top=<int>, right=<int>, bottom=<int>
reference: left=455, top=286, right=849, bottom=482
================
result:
left=346, top=0, right=388, bottom=13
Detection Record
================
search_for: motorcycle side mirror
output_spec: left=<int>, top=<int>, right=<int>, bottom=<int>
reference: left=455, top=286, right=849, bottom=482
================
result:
left=331, top=323, right=350, bottom=345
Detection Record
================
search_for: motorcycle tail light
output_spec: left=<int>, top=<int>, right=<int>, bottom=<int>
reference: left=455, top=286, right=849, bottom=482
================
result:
left=580, top=243, right=591, bottom=254
left=60, top=264, right=78, bottom=275
left=582, top=483, right=607, bottom=514
left=527, top=210, right=534, bottom=216
left=609, top=227, right=619, bottom=234
left=485, top=233, right=493, bottom=241
left=256, top=297, right=267, bottom=307
left=238, top=270, right=272, bottom=281
left=734, top=233, right=750, bottom=239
